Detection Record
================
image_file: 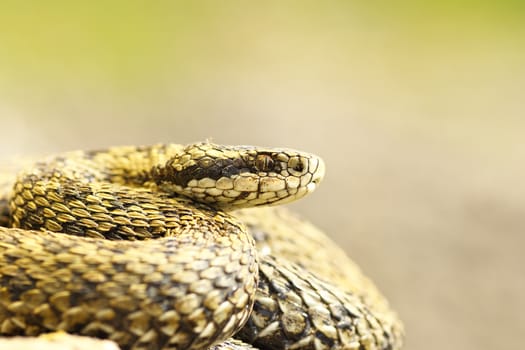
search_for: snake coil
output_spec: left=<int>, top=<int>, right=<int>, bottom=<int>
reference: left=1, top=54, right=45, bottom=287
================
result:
left=0, top=142, right=403, bottom=350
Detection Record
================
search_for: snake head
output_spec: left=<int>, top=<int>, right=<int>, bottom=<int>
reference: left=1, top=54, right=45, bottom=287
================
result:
left=153, top=142, right=325, bottom=209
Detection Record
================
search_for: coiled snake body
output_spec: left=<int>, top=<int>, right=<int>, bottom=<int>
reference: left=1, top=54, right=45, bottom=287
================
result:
left=0, top=143, right=403, bottom=350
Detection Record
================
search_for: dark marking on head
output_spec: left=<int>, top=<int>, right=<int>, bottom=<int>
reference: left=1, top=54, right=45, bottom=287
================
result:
left=152, top=151, right=286, bottom=187
left=151, top=157, right=248, bottom=187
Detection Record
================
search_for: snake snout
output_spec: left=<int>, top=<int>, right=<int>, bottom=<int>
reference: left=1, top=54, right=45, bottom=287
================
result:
left=311, top=156, right=325, bottom=185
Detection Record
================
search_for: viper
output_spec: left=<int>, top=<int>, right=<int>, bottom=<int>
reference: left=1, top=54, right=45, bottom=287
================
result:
left=0, top=142, right=403, bottom=350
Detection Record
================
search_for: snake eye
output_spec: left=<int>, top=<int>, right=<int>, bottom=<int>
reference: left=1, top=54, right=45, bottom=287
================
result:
left=255, top=154, right=274, bottom=172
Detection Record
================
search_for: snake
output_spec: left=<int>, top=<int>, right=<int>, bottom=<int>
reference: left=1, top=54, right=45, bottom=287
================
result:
left=0, top=142, right=404, bottom=350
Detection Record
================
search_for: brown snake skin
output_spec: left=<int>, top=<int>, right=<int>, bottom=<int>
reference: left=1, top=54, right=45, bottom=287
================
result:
left=0, top=143, right=403, bottom=350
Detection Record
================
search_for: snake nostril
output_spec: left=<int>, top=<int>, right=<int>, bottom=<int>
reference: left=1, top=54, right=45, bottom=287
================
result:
left=288, top=157, right=307, bottom=176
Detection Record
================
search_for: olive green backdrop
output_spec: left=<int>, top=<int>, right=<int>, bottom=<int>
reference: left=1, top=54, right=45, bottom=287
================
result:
left=1, top=1, right=524, bottom=349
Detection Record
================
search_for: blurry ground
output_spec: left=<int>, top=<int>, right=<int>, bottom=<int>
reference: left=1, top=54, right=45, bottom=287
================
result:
left=0, top=2, right=524, bottom=350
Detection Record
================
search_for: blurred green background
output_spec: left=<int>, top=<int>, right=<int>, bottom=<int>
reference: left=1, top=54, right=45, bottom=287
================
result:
left=1, top=1, right=524, bottom=349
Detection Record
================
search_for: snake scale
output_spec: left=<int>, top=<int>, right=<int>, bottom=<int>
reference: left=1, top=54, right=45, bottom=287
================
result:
left=0, top=142, right=403, bottom=350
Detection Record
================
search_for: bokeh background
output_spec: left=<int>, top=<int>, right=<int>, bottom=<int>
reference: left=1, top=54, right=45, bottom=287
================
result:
left=1, top=1, right=524, bottom=349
